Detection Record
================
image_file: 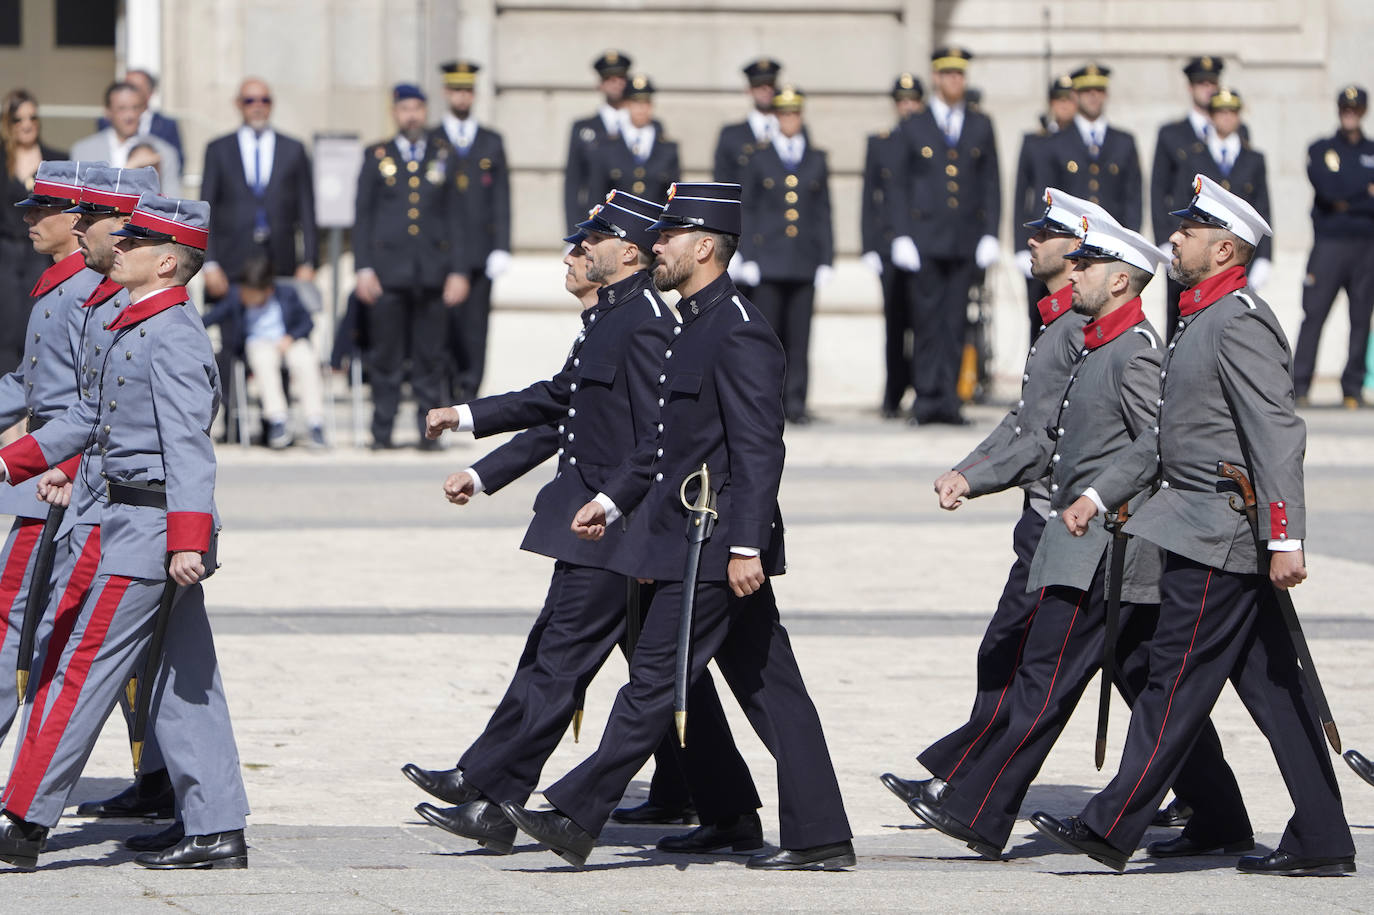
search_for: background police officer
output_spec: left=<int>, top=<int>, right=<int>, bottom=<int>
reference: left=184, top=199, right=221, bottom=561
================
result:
left=353, top=84, right=463, bottom=450
left=1013, top=74, right=1077, bottom=340
left=1046, top=64, right=1142, bottom=231
left=713, top=58, right=782, bottom=187
left=585, top=75, right=679, bottom=207
left=564, top=51, right=631, bottom=232
left=434, top=61, right=511, bottom=403
left=1190, top=88, right=1272, bottom=287
left=1292, top=85, right=1374, bottom=408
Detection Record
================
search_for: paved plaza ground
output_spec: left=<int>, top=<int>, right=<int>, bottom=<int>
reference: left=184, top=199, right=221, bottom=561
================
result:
left=3, top=385, right=1373, bottom=912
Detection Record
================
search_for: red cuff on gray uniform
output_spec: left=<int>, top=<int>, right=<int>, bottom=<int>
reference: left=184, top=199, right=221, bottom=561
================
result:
left=167, top=512, right=213, bottom=553
left=0, top=436, right=51, bottom=484
left=1269, top=501, right=1290, bottom=541
left=57, top=454, right=81, bottom=482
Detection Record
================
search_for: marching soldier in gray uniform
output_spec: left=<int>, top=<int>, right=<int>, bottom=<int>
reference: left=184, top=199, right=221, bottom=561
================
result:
left=906, top=215, right=1250, bottom=860
left=586, top=75, right=680, bottom=206
left=738, top=86, right=834, bottom=423
left=1045, top=64, right=1141, bottom=231
left=1035, top=175, right=1356, bottom=876
left=565, top=51, right=632, bottom=232
left=0, top=161, right=100, bottom=741
left=0, top=194, right=249, bottom=871
left=863, top=74, right=924, bottom=417
left=713, top=58, right=782, bottom=188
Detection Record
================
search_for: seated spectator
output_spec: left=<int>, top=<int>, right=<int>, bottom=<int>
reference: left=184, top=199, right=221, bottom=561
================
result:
left=202, top=256, right=327, bottom=449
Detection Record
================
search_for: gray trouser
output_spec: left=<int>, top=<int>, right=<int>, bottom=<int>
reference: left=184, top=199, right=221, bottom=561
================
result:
left=1, top=568, right=248, bottom=833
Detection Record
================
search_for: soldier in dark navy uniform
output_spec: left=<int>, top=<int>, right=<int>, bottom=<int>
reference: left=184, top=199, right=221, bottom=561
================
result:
left=1152, top=56, right=1234, bottom=335
left=586, top=75, right=680, bottom=207
left=1045, top=64, right=1141, bottom=231
left=406, top=191, right=761, bottom=855
left=713, top=58, right=782, bottom=187
left=353, top=84, right=463, bottom=450
left=501, top=183, right=854, bottom=871
left=434, top=61, right=511, bottom=402
left=863, top=74, right=923, bottom=418
left=1292, top=85, right=1374, bottom=408
left=564, top=51, right=631, bottom=232
left=738, top=86, right=833, bottom=423
left=884, top=47, right=1001, bottom=426
left=1013, top=75, right=1078, bottom=340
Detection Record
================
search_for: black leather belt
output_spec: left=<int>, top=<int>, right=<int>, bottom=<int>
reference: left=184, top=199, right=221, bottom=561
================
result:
left=108, top=481, right=167, bottom=510
left=27, top=414, right=46, bottom=433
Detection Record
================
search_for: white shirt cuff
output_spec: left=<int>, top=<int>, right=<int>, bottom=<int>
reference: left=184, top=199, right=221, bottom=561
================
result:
left=593, top=492, right=621, bottom=524
left=0, top=456, right=8, bottom=482
left=1082, top=487, right=1108, bottom=514
left=1269, top=539, right=1303, bottom=552
left=730, top=546, right=761, bottom=557
left=450, top=404, right=475, bottom=432
left=464, top=467, right=485, bottom=495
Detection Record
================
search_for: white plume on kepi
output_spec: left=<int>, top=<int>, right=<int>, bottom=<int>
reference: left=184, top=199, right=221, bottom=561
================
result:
left=1024, top=187, right=1114, bottom=239
left=1068, top=216, right=1170, bottom=273
left=1169, top=173, right=1273, bottom=246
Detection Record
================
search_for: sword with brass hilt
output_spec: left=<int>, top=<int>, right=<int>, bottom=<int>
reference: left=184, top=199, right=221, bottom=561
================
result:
left=674, top=463, right=718, bottom=748
left=128, top=559, right=180, bottom=773
left=1218, top=460, right=1341, bottom=753
left=15, top=505, right=65, bottom=705
left=1094, top=500, right=1130, bottom=770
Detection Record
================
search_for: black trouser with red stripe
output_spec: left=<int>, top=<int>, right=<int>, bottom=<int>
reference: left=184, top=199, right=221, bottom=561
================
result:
left=919, top=504, right=1044, bottom=780
left=1080, top=553, right=1353, bottom=857
left=937, top=562, right=1249, bottom=850
left=0, top=518, right=47, bottom=746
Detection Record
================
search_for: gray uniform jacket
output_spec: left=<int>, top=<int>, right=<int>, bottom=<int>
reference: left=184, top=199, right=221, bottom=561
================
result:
left=3, top=287, right=221, bottom=580
left=67, top=278, right=130, bottom=528
left=969, top=300, right=1164, bottom=600
left=1088, top=268, right=1304, bottom=574
left=0, top=252, right=101, bottom=520
left=958, top=285, right=1086, bottom=516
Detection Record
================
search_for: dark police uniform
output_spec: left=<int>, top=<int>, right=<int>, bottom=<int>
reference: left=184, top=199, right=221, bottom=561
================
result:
left=1064, top=181, right=1354, bottom=867
left=1292, top=85, right=1374, bottom=404
left=353, top=114, right=458, bottom=446
left=713, top=59, right=782, bottom=187
left=435, top=62, right=511, bottom=401
left=740, top=89, right=833, bottom=422
left=884, top=49, right=1000, bottom=424
left=564, top=51, right=632, bottom=233
left=534, top=186, right=851, bottom=863
left=1045, top=67, right=1142, bottom=231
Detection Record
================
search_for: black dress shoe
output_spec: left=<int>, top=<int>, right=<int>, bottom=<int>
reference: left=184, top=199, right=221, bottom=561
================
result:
left=878, top=772, right=947, bottom=809
left=1149, top=797, right=1193, bottom=828
left=747, top=839, right=856, bottom=870
left=135, top=829, right=248, bottom=869
left=416, top=800, right=516, bottom=854
left=0, top=816, right=48, bottom=871
left=1147, top=833, right=1254, bottom=858
left=1344, top=749, right=1374, bottom=788
left=609, top=799, right=697, bottom=825
left=126, top=820, right=186, bottom=852
left=500, top=802, right=595, bottom=867
left=1030, top=812, right=1127, bottom=872
left=908, top=798, right=1002, bottom=860
left=401, top=764, right=480, bottom=806
left=1237, top=849, right=1355, bottom=876
left=656, top=812, right=764, bottom=853
left=75, top=768, right=175, bottom=819
left=880, top=405, right=902, bottom=420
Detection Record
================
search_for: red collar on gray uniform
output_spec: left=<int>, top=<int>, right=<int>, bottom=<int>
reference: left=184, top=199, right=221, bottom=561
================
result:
left=107, top=286, right=190, bottom=330
left=1083, top=296, right=1145, bottom=349
left=1178, top=264, right=1247, bottom=317
left=83, top=276, right=124, bottom=309
left=29, top=249, right=87, bottom=298
left=1036, top=284, right=1073, bottom=326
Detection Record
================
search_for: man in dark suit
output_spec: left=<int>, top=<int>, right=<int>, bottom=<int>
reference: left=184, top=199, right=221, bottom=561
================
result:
left=434, top=61, right=511, bottom=402
left=502, top=182, right=854, bottom=871
left=1189, top=89, right=1271, bottom=287
left=884, top=47, right=1001, bottom=426
left=586, top=75, right=679, bottom=208
left=863, top=74, right=923, bottom=418
left=738, top=86, right=833, bottom=423
left=353, top=84, right=464, bottom=450
left=97, top=69, right=183, bottom=163
left=564, top=51, right=631, bottom=232
left=1013, top=74, right=1078, bottom=340
left=713, top=58, right=782, bottom=187
left=200, top=77, right=318, bottom=300
left=1045, top=64, right=1141, bottom=231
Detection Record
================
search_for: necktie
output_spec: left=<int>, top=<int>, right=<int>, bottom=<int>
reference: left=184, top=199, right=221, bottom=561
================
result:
left=252, top=134, right=269, bottom=241
left=1219, top=147, right=1233, bottom=176
left=943, top=113, right=957, bottom=146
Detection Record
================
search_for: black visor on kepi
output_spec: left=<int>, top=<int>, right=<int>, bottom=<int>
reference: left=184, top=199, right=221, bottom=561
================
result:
left=110, top=222, right=175, bottom=242
left=563, top=228, right=588, bottom=245
left=576, top=210, right=628, bottom=239
left=1064, top=241, right=1117, bottom=261
left=1023, top=213, right=1078, bottom=235
left=1168, top=203, right=1229, bottom=231
left=15, top=194, right=77, bottom=209
left=64, top=200, right=124, bottom=215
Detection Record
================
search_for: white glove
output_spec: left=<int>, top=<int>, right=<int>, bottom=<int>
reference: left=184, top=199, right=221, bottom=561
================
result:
left=891, top=236, right=920, bottom=272
left=861, top=251, right=884, bottom=276
left=727, top=251, right=746, bottom=281
left=1247, top=257, right=1272, bottom=291
left=739, top=260, right=761, bottom=287
left=975, top=235, right=1001, bottom=270
left=484, top=249, right=512, bottom=280
left=814, top=265, right=836, bottom=288
left=1015, top=249, right=1034, bottom=279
